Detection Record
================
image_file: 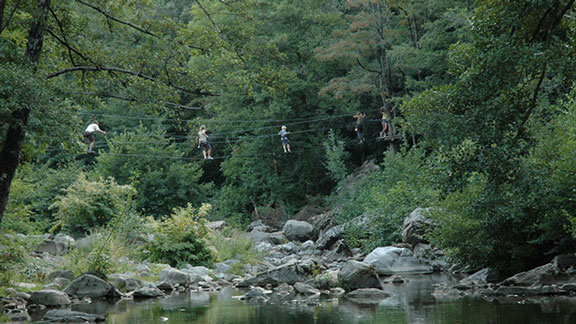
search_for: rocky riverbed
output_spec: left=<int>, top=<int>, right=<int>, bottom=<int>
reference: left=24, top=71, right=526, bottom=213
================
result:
left=2, top=208, right=576, bottom=323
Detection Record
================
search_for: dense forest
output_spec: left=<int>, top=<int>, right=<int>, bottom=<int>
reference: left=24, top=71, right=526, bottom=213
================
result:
left=1, top=0, right=576, bottom=280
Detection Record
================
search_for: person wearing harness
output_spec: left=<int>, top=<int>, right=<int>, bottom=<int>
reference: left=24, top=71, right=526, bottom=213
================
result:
left=198, top=125, right=214, bottom=159
left=353, top=111, right=366, bottom=143
left=279, top=125, right=291, bottom=153
left=380, top=107, right=390, bottom=137
left=84, top=120, right=106, bottom=153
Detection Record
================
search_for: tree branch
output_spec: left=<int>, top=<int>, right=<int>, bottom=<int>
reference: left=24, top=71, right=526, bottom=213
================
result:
left=0, top=0, right=22, bottom=34
left=356, top=57, right=381, bottom=74
left=75, top=0, right=158, bottom=38
left=195, top=0, right=246, bottom=64
left=78, top=92, right=204, bottom=110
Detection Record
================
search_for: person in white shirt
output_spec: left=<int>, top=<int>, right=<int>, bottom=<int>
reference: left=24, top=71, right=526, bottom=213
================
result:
left=84, top=121, right=106, bottom=153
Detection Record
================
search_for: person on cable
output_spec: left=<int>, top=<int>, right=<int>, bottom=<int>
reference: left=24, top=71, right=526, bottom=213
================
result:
left=84, top=120, right=106, bottom=153
left=198, top=125, right=214, bottom=160
left=380, top=107, right=390, bottom=137
left=353, top=111, right=366, bottom=143
left=279, top=125, right=291, bottom=153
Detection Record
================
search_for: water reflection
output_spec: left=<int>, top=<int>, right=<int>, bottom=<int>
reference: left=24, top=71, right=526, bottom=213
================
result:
left=30, top=274, right=576, bottom=324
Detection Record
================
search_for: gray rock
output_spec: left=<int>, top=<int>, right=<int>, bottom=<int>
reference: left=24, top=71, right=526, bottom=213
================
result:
left=294, top=282, right=320, bottom=295
left=553, top=253, right=576, bottom=270
left=7, top=309, right=31, bottom=322
left=248, top=229, right=272, bottom=244
left=15, top=292, right=31, bottom=301
left=301, top=240, right=316, bottom=251
left=247, top=220, right=274, bottom=232
left=48, top=270, right=75, bottom=283
left=323, top=239, right=353, bottom=261
left=35, top=239, right=68, bottom=255
left=402, top=208, right=435, bottom=246
left=135, top=264, right=150, bottom=273
left=363, top=246, right=432, bottom=275
left=312, top=269, right=339, bottom=290
left=281, top=242, right=300, bottom=254
left=157, top=268, right=190, bottom=290
left=501, top=263, right=568, bottom=287
left=54, top=233, right=75, bottom=246
left=215, top=262, right=232, bottom=274
left=181, top=266, right=210, bottom=283
left=43, top=309, right=105, bottom=322
left=461, top=268, right=503, bottom=284
left=268, top=231, right=288, bottom=245
left=316, top=225, right=344, bottom=250
left=346, top=288, right=390, bottom=299
left=132, top=287, right=165, bottom=299
left=338, top=260, right=382, bottom=291
left=236, top=260, right=313, bottom=287
left=63, top=274, right=122, bottom=299
left=283, top=220, right=316, bottom=242
left=255, top=242, right=273, bottom=252
left=52, top=277, right=71, bottom=289
left=240, top=287, right=270, bottom=301
left=29, top=290, right=71, bottom=306
left=207, top=220, right=227, bottom=231
left=125, top=278, right=143, bottom=292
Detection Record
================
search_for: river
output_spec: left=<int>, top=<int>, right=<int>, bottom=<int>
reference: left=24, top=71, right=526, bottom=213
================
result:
left=30, top=273, right=576, bottom=323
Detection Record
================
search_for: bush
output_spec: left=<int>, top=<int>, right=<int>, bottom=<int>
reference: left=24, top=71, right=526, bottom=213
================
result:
left=334, top=148, right=439, bottom=252
left=323, top=129, right=348, bottom=183
left=207, top=227, right=264, bottom=274
left=143, top=203, right=213, bottom=268
left=50, top=173, right=136, bottom=236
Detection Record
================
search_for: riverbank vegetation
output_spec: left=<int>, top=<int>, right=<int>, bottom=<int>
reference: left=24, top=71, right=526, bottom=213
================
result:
left=1, top=0, right=576, bottom=286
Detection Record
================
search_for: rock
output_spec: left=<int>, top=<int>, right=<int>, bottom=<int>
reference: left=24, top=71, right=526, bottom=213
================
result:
left=363, top=246, right=433, bottom=275
left=268, top=232, right=288, bottom=245
left=282, top=220, right=316, bottom=242
left=236, top=260, right=313, bottom=287
left=240, top=287, right=271, bottom=301
left=132, top=287, right=165, bottom=299
left=255, top=242, right=273, bottom=252
left=29, top=290, right=71, bottom=306
left=294, top=282, right=320, bottom=295
left=215, top=262, right=232, bottom=274
left=63, top=274, right=122, bottom=299
left=461, top=268, right=503, bottom=284
left=281, top=242, right=300, bottom=254
left=382, top=275, right=408, bottom=284
left=248, top=229, right=272, bottom=244
left=16, top=282, right=37, bottom=289
left=560, top=283, right=576, bottom=292
left=54, top=233, right=75, bottom=246
left=48, top=270, right=75, bottom=281
left=52, top=277, right=71, bottom=289
left=181, top=266, right=210, bottom=284
left=402, top=208, right=435, bottom=246
left=135, top=264, right=151, bottom=273
left=247, top=220, right=274, bottom=233
left=338, top=260, right=382, bottom=291
left=312, top=270, right=339, bottom=290
left=301, top=240, right=316, bottom=251
left=316, top=225, right=344, bottom=250
left=43, top=309, right=106, bottom=322
left=6, top=309, right=31, bottom=322
left=207, top=220, right=227, bottom=231
left=494, top=286, right=537, bottom=296
left=125, top=278, right=143, bottom=292
left=35, top=239, right=68, bottom=255
left=15, top=292, right=31, bottom=301
left=323, top=239, right=353, bottom=261
left=553, top=253, right=576, bottom=270
left=501, top=263, right=569, bottom=287
left=346, top=288, right=390, bottom=299
left=157, top=268, right=191, bottom=290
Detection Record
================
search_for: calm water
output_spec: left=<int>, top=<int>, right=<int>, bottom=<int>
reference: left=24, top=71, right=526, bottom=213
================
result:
left=31, top=274, right=576, bottom=324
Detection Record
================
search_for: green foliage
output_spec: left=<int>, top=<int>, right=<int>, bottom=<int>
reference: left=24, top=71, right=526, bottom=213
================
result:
left=50, top=173, right=136, bottom=236
left=207, top=227, right=264, bottom=275
left=92, top=126, right=210, bottom=217
left=335, top=148, right=439, bottom=251
left=323, top=129, right=348, bottom=183
left=143, top=203, right=213, bottom=268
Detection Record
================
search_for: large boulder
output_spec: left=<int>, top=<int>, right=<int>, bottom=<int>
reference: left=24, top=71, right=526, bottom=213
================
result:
left=338, top=260, right=382, bottom=291
left=29, top=290, right=71, bottom=306
left=323, top=239, right=353, bottom=261
left=131, top=287, right=165, bottom=299
left=501, top=262, right=570, bottom=287
left=236, top=260, right=313, bottom=287
left=43, top=309, right=105, bottom=322
left=63, top=274, right=122, bottom=299
left=461, top=268, right=504, bottom=284
left=35, top=239, right=68, bottom=255
left=402, top=208, right=435, bottom=246
left=156, top=268, right=191, bottom=290
left=181, top=266, right=211, bottom=284
left=363, top=247, right=433, bottom=275
left=316, top=225, right=344, bottom=250
left=282, top=220, right=316, bottom=242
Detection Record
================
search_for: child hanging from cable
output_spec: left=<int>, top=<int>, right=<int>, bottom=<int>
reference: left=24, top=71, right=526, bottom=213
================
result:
left=278, top=125, right=291, bottom=153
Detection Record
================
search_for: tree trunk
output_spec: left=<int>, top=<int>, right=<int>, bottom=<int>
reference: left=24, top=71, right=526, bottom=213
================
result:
left=0, top=0, right=50, bottom=229
left=0, top=0, right=7, bottom=30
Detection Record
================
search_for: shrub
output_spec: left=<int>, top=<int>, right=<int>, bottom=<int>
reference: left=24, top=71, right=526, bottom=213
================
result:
left=207, top=227, right=264, bottom=274
left=323, top=129, right=348, bottom=183
left=50, top=173, right=136, bottom=236
left=143, top=203, right=213, bottom=268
